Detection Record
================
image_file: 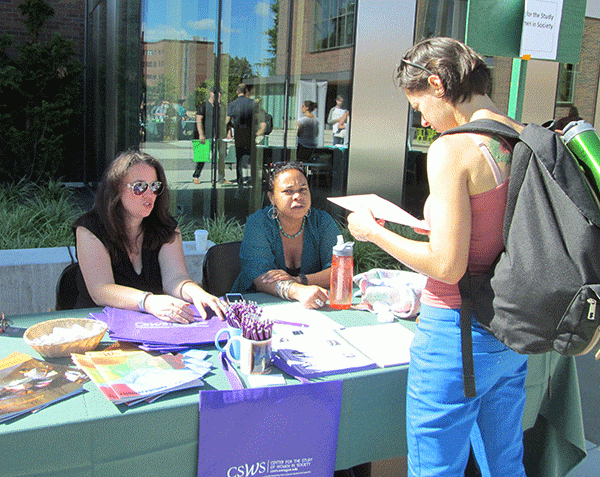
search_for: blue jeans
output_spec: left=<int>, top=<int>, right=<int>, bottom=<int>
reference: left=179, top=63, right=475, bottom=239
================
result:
left=407, top=304, right=528, bottom=477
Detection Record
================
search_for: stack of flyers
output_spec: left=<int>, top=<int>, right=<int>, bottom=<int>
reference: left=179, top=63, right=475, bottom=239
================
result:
left=1, top=351, right=88, bottom=423
left=88, top=306, right=227, bottom=352
left=71, top=347, right=212, bottom=406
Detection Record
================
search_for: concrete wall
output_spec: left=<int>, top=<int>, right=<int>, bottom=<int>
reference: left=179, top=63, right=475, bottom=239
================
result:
left=0, top=241, right=212, bottom=316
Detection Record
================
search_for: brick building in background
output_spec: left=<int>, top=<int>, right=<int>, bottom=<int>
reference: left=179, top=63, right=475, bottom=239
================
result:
left=0, top=0, right=85, bottom=59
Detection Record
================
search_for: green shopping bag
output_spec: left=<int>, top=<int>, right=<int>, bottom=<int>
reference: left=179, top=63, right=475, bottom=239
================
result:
left=192, top=139, right=211, bottom=162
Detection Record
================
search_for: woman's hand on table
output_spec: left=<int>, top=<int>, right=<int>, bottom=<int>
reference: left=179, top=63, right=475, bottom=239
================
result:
left=188, top=287, right=227, bottom=321
left=261, top=269, right=296, bottom=284
left=144, top=294, right=196, bottom=324
left=288, top=283, right=329, bottom=309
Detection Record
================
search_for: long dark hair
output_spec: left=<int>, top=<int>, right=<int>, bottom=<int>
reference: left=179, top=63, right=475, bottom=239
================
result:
left=78, top=150, right=177, bottom=257
left=396, top=37, right=491, bottom=104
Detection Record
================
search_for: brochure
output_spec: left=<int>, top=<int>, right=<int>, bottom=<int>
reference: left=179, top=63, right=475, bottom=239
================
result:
left=0, top=351, right=88, bottom=424
left=328, top=193, right=430, bottom=230
left=265, top=304, right=377, bottom=378
left=336, top=323, right=414, bottom=368
left=83, top=348, right=208, bottom=405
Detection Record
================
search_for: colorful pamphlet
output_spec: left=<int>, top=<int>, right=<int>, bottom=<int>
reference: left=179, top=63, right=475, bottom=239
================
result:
left=0, top=351, right=88, bottom=423
left=75, top=347, right=211, bottom=406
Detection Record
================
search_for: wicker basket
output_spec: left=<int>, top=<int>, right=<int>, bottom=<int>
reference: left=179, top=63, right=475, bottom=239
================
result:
left=23, top=318, right=107, bottom=358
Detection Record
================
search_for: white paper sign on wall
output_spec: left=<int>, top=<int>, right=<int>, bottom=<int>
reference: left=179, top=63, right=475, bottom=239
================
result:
left=520, top=0, right=564, bottom=60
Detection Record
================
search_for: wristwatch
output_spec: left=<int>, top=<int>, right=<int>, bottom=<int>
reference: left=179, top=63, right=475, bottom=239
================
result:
left=298, top=273, right=308, bottom=285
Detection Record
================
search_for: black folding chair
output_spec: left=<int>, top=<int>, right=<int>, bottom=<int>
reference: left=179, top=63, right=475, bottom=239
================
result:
left=201, top=241, right=242, bottom=298
left=55, top=259, right=80, bottom=311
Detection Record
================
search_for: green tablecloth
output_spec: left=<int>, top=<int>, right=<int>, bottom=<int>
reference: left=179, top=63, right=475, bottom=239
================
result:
left=0, top=294, right=586, bottom=476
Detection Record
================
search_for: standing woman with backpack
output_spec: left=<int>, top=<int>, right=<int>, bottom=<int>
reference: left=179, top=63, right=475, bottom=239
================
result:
left=347, top=37, right=527, bottom=476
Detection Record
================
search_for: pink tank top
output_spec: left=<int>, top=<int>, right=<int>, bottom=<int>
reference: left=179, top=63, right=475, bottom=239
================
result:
left=421, top=134, right=512, bottom=309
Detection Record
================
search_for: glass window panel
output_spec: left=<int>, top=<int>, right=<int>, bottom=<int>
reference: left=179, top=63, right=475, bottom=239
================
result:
left=314, top=20, right=327, bottom=51
left=141, top=0, right=219, bottom=220
left=557, top=63, right=576, bottom=105
left=129, top=0, right=357, bottom=223
left=335, top=16, right=344, bottom=48
left=345, top=13, right=354, bottom=46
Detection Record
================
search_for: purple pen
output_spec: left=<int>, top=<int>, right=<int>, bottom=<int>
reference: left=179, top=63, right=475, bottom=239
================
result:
left=273, top=320, right=309, bottom=328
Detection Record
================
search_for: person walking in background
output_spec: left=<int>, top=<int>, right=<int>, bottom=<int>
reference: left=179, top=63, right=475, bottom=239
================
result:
left=193, top=87, right=220, bottom=184
left=226, top=84, right=265, bottom=186
left=297, top=100, right=319, bottom=162
left=347, top=37, right=528, bottom=476
left=327, top=95, right=349, bottom=145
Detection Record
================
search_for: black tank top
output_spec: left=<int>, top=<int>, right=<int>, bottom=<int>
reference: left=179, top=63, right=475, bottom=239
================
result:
left=73, top=210, right=164, bottom=308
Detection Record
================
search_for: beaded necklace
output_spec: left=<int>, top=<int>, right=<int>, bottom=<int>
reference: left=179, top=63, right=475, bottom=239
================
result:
left=277, top=216, right=306, bottom=239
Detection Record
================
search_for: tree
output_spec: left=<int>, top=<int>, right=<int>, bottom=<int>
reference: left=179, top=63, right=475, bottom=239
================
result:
left=227, top=56, right=254, bottom=102
left=0, top=0, right=83, bottom=182
left=259, top=0, right=279, bottom=76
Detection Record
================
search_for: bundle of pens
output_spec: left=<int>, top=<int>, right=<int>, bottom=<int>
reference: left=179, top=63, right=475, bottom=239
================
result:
left=225, top=302, right=273, bottom=341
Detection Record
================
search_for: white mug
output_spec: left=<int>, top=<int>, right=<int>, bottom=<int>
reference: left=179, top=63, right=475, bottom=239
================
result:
left=215, top=325, right=242, bottom=361
left=226, top=335, right=272, bottom=375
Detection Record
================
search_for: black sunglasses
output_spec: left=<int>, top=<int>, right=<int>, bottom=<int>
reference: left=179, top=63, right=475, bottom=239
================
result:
left=127, top=180, right=163, bottom=196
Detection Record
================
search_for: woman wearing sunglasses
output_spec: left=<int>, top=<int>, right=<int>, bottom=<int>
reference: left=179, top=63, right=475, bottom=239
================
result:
left=73, top=150, right=226, bottom=322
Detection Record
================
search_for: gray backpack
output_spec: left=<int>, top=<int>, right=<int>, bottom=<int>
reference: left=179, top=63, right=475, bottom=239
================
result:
left=442, top=119, right=600, bottom=397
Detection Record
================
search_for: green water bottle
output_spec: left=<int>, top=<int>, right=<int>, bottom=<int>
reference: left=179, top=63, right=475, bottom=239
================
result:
left=563, top=120, right=600, bottom=203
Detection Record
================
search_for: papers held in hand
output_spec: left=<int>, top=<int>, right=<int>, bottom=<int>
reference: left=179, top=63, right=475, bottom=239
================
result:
left=327, top=194, right=430, bottom=231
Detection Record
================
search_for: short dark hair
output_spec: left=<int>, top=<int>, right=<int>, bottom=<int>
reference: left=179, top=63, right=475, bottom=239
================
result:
left=268, top=162, right=308, bottom=192
left=236, top=83, right=248, bottom=95
left=395, top=37, right=491, bottom=104
left=303, top=100, right=317, bottom=112
left=82, top=150, right=177, bottom=256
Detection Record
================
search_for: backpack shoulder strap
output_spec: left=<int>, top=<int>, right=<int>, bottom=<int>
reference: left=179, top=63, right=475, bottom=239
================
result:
left=441, top=118, right=520, bottom=141
left=458, top=273, right=477, bottom=398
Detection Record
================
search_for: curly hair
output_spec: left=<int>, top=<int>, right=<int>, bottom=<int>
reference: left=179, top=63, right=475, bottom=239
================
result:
left=395, top=37, right=491, bottom=104
left=85, top=150, right=177, bottom=256
left=268, top=162, right=308, bottom=192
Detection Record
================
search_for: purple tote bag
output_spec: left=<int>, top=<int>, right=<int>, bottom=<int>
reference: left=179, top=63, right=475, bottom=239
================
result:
left=198, top=381, right=343, bottom=476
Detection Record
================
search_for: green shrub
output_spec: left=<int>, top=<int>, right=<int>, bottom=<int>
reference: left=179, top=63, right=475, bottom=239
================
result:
left=0, top=181, right=246, bottom=250
left=0, top=180, right=83, bottom=249
left=178, top=213, right=245, bottom=244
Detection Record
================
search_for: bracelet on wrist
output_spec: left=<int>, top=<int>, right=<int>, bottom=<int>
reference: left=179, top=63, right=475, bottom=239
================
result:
left=275, top=280, right=294, bottom=300
left=298, top=273, right=308, bottom=285
left=138, top=291, right=152, bottom=313
left=177, top=279, right=195, bottom=299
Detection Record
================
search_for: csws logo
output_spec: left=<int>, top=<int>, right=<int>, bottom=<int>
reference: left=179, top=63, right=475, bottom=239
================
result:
left=226, top=462, right=267, bottom=477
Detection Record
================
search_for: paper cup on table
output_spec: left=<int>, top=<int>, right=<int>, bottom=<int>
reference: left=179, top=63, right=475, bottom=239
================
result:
left=226, top=336, right=272, bottom=375
left=194, top=229, right=208, bottom=252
